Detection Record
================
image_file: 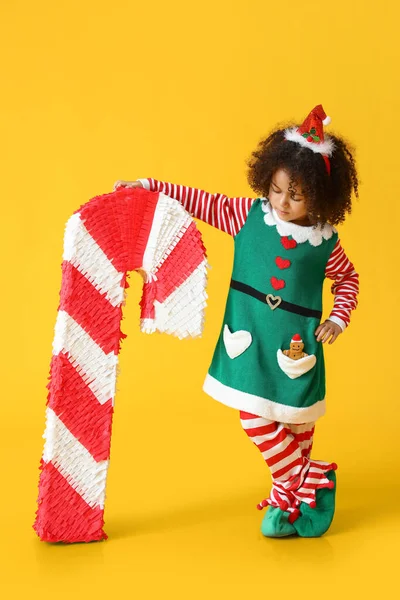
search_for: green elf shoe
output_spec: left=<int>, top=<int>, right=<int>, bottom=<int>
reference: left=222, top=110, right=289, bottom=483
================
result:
left=292, top=469, right=337, bottom=538
left=261, top=506, right=298, bottom=538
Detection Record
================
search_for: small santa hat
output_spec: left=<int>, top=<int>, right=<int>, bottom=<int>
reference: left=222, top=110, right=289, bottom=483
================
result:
left=284, top=104, right=335, bottom=175
left=291, top=334, right=303, bottom=343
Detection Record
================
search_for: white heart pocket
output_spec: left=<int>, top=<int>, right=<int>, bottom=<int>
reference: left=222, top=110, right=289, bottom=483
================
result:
left=277, top=349, right=316, bottom=379
left=223, top=324, right=252, bottom=359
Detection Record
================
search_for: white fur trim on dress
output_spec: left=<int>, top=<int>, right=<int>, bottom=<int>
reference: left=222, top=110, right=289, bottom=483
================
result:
left=261, top=201, right=336, bottom=247
left=202, top=373, right=326, bottom=424
left=284, top=127, right=335, bottom=156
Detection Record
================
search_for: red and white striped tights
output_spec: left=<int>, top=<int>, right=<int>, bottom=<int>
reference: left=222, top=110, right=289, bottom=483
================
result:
left=240, top=411, right=337, bottom=523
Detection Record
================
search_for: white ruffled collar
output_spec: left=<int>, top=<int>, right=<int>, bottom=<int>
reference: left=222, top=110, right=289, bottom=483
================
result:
left=260, top=199, right=336, bottom=247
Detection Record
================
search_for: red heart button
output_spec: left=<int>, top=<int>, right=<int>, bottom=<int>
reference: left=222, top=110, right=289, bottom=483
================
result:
left=271, top=277, right=285, bottom=290
left=275, top=256, right=291, bottom=269
left=281, top=236, right=297, bottom=250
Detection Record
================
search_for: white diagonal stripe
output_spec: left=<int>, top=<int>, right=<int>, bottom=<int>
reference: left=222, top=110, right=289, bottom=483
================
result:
left=151, top=260, right=209, bottom=339
left=141, top=194, right=192, bottom=277
left=53, top=310, right=118, bottom=405
left=288, top=423, right=315, bottom=434
left=63, top=213, right=125, bottom=307
left=261, top=435, right=293, bottom=460
left=270, top=450, right=301, bottom=476
left=42, top=407, right=108, bottom=509
left=240, top=417, right=271, bottom=429
left=304, top=477, right=325, bottom=485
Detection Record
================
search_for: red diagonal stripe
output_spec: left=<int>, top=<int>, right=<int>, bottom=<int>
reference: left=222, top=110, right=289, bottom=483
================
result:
left=291, top=429, right=314, bottom=443
left=59, top=260, right=123, bottom=355
left=47, top=353, right=114, bottom=461
left=244, top=422, right=279, bottom=437
left=155, top=222, right=206, bottom=303
left=257, top=427, right=289, bottom=452
left=267, top=438, right=300, bottom=467
left=271, top=457, right=304, bottom=480
left=78, top=187, right=158, bottom=272
left=32, top=459, right=107, bottom=543
left=239, top=411, right=259, bottom=420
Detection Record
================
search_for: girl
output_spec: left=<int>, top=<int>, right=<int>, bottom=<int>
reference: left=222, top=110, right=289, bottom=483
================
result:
left=113, top=104, right=360, bottom=538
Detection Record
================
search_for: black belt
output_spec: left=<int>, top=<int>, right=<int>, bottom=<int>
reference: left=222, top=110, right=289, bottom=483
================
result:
left=230, top=279, right=322, bottom=319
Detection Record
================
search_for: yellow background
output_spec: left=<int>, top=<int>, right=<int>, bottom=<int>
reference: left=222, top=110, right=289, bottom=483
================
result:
left=1, top=0, right=398, bottom=597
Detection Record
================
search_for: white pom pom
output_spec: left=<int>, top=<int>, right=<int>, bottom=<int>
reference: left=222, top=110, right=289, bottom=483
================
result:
left=322, top=115, right=331, bottom=126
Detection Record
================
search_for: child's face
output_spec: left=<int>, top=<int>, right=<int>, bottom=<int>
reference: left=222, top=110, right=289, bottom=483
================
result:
left=268, top=168, right=310, bottom=225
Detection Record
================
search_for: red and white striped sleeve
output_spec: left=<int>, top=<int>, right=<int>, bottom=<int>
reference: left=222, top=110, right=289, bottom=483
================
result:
left=137, top=178, right=255, bottom=237
left=325, top=239, right=359, bottom=330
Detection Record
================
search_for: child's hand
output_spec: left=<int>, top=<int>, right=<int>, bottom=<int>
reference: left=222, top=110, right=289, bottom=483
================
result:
left=113, top=180, right=143, bottom=191
left=315, top=320, right=342, bottom=344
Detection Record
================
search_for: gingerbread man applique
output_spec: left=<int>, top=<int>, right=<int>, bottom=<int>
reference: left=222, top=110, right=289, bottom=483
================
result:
left=277, top=333, right=316, bottom=380
left=283, top=334, right=309, bottom=360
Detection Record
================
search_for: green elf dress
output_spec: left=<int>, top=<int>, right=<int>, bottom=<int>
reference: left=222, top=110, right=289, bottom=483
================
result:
left=203, top=198, right=338, bottom=424
left=202, top=198, right=339, bottom=537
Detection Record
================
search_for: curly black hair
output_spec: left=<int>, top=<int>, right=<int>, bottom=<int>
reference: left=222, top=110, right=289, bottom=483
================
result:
left=246, top=121, right=359, bottom=226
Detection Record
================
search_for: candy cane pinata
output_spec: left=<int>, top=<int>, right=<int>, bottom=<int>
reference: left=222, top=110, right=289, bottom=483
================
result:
left=32, top=186, right=210, bottom=543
